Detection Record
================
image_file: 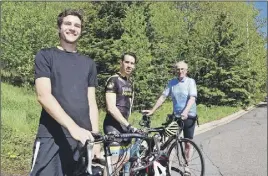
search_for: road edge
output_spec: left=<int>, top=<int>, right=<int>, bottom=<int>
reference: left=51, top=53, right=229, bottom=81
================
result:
left=194, top=103, right=260, bottom=136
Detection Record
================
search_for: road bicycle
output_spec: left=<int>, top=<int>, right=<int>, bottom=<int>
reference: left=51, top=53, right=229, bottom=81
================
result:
left=74, top=131, right=165, bottom=176
left=74, top=114, right=205, bottom=176
left=129, top=114, right=205, bottom=176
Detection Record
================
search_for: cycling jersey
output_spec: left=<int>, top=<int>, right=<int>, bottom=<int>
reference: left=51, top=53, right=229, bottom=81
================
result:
left=103, top=72, right=133, bottom=133
left=162, top=77, right=197, bottom=117
left=162, top=76, right=197, bottom=139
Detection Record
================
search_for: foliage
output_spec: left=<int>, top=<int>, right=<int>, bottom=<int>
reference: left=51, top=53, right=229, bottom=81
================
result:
left=1, top=3, right=266, bottom=174
left=1, top=2, right=90, bottom=86
left=1, top=2, right=266, bottom=108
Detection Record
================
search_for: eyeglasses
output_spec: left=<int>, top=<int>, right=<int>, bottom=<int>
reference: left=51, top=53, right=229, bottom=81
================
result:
left=176, top=68, right=186, bottom=71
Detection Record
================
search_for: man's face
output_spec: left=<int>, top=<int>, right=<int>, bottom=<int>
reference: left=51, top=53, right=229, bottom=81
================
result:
left=59, top=15, right=82, bottom=44
left=175, top=63, right=188, bottom=79
left=120, top=55, right=136, bottom=76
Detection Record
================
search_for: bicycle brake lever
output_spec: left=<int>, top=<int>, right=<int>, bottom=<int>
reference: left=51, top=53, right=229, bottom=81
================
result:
left=86, top=141, right=94, bottom=174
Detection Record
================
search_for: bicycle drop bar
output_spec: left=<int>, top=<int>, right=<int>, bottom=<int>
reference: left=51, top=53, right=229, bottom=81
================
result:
left=86, top=140, right=94, bottom=174
left=92, top=132, right=148, bottom=143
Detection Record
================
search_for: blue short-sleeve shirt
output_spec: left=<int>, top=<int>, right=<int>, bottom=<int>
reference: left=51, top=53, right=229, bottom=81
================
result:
left=162, top=77, right=197, bottom=116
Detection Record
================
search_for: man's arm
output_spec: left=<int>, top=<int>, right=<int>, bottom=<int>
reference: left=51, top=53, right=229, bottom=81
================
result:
left=181, top=96, right=196, bottom=118
left=88, top=87, right=101, bottom=158
left=142, top=95, right=167, bottom=116
left=87, top=87, right=99, bottom=132
left=106, top=93, right=130, bottom=127
left=181, top=79, right=197, bottom=119
left=35, top=77, right=93, bottom=144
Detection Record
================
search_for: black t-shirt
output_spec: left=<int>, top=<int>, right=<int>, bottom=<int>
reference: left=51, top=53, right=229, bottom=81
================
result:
left=103, top=73, right=133, bottom=130
left=34, top=47, right=98, bottom=137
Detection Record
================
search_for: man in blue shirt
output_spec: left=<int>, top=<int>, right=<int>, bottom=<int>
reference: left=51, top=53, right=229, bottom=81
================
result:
left=143, top=61, right=197, bottom=175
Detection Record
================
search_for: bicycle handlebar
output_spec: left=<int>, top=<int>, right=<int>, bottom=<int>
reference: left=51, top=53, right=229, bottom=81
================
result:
left=82, top=132, right=163, bottom=174
left=79, top=132, right=148, bottom=175
left=139, top=113, right=197, bottom=128
left=92, top=132, right=148, bottom=143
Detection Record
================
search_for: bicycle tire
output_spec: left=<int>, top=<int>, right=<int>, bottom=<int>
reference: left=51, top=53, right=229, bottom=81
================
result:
left=167, top=138, right=205, bottom=176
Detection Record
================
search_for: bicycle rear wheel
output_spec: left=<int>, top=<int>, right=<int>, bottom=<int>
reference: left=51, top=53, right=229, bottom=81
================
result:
left=167, top=138, right=205, bottom=176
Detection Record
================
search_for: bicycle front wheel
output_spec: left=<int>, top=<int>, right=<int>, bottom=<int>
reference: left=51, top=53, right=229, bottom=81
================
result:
left=167, top=138, right=205, bottom=176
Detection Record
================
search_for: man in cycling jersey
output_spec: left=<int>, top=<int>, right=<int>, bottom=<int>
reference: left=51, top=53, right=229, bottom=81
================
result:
left=103, top=52, right=139, bottom=175
left=30, top=9, right=100, bottom=176
left=143, top=60, right=197, bottom=175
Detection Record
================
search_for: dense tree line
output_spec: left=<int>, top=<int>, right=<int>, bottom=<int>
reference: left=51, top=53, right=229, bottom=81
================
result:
left=1, top=2, right=266, bottom=109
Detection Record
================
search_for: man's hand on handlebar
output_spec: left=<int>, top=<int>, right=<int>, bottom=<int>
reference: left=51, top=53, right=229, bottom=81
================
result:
left=141, top=109, right=154, bottom=116
left=127, top=124, right=144, bottom=134
left=69, top=125, right=94, bottom=145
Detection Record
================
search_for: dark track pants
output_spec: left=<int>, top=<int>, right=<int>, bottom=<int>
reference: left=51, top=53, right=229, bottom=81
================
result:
left=30, top=137, right=79, bottom=176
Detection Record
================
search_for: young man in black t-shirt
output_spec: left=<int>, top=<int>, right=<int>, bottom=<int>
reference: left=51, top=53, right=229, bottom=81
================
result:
left=30, top=9, right=100, bottom=176
left=103, top=52, right=139, bottom=175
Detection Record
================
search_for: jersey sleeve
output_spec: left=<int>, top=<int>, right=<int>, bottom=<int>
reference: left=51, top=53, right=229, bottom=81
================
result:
left=105, top=77, right=117, bottom=93
left=34, top=50, right=51, bottom=80
left=188, top=79, right=197, bottom=97
left=162, top=80, right=172, bottom=97
left=88, top=61, right=98, bottom=87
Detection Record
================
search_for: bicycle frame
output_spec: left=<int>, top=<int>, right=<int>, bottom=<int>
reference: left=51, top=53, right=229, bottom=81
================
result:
left=134, top=114, right=191, bottom=173
left=144, top=124, right=183, bottom=152
left=82, top=132, right=163, bottom=176
left=102, top=140, right=130, bottom=175
left=136, top=114, right=204, bottom=176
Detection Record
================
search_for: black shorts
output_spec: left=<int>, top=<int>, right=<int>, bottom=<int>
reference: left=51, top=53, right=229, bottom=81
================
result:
left=30, top=136, right=80, bottom=176
left=182, top=117, right=196, bottom=139
left=103, top=124, right=131, bottom=146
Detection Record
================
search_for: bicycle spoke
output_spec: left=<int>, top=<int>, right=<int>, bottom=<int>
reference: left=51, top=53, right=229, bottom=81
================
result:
left=167, top=139, right=205, bottom=176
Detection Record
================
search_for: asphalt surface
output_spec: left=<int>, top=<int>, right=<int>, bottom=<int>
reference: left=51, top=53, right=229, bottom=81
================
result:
left=194, top=103, right=267, bottom=176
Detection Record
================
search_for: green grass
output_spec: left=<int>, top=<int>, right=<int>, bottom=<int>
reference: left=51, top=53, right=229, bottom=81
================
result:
left=197, top=104, right=241, bottom=124
left=1, top=82, right=242, bottom=175
left=1, top=83, right=41, bottom=175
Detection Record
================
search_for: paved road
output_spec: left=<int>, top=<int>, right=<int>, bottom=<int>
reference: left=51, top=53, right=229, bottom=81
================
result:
left=194, top=103, right=267, bottom=176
